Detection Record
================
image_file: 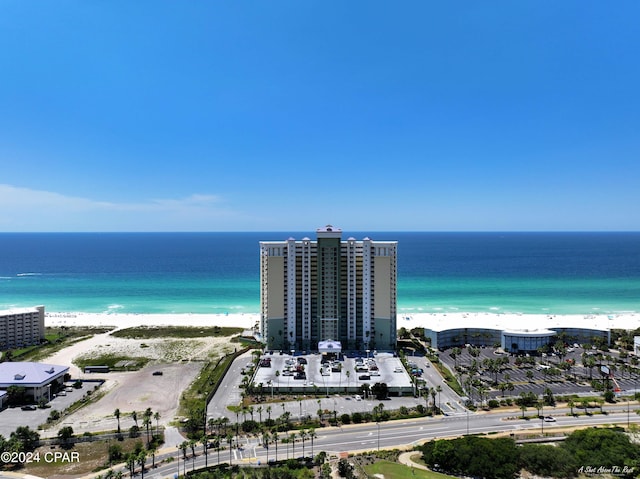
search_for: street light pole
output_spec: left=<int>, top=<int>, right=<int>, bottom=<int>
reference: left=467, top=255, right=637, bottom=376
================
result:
left=176, top=446, right=180, bottom=479
left=376, top=422, right=380, bottom=451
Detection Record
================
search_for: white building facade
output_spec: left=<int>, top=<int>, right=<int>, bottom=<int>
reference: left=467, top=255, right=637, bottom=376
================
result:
left=0, top=306, right=45, bottom=351
left=260, top=226, right=397, bottom=352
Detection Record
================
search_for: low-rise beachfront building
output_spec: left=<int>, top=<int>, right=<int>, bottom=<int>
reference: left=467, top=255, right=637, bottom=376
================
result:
left=634, top=336, right=640, bottom=356
left=421, top=313, right=614, bottom=352
left=0, top=361, right=69, bottom=403
left=502, top=328, right=557, bottom=353
left=424, top=326, right=502, bottom=350
left=0, top=306, right=45, bottom=351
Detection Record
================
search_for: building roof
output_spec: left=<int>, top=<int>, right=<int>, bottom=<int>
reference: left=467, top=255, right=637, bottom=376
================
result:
left=318, top=340, right=342, bottom=352
left=414, top=312, right=636, bottom=334
left=0, top=306, right=43, bottom=316
left=502, top=328, right=556, bottom=336
left=0, top=362, right=69, bottom=388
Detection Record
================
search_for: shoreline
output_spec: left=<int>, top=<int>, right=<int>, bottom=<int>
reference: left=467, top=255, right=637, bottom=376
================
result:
left=44, top=311, right=640, bottom=332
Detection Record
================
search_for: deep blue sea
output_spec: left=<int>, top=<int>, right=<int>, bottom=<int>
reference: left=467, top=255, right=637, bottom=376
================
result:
left=1, top=232, right=639, bottom=316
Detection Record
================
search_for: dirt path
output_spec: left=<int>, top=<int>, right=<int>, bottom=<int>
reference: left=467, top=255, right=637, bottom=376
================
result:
left=397, top=451, right=430, bottom=471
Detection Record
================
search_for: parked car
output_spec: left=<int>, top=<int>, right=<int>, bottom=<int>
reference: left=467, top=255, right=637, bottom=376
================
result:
left=21, top=405, right=37, bottom=411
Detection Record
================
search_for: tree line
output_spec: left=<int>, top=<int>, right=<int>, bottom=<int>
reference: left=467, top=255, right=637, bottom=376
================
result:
left=420, top=427, right=640, bottom=479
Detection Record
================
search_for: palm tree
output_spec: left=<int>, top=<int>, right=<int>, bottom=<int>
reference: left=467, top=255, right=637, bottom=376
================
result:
left=257, top=405, right=263, bottom=424
left=228, top=404, right=241, bottom=443
left=272, top=430, right=279, bottom=461
left=179, top=441, right=188, bottom=474
left=213, top=436, right=222, bottom=464
left=189, top=439, right=197, bottom=470
left=153, top=412, right=160, bottom=438
left=299, top=429, right=307, bottom=458
left=266, top=405, right=272, bottom=423
left=143, top=415, right=152, bottom=445
left=262, top=430, right=270, bottom=462
left=221, top=416, right=230, bottom=436
left=308, top=428, right=316, bottom=458
left=136, top=450, right=147, bottom=479
left=430, top=387, right=437, bottom=414
left=289, top=432, right=296, bottom=458
left=436, top=385, right=443, bottom=412
left=151, top=443, right=160, bottom=469
left=126, top=453, right=136, bottom=478
left=568, top=398, right=575, bottom=416
left=450, top=347, right=462, bottom=368
left=201, top=434, right=208, bottom=468
left=226, top=434, right=234, bottom=464
left=534, top=400, right=543, bottom=419
left=132, top=410, right=138, bottom=428
left=114, top=408, right=121, bottom=434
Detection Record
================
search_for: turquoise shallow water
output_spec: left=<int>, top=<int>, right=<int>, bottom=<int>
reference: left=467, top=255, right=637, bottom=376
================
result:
left=1, top=232, right=639, bottom=315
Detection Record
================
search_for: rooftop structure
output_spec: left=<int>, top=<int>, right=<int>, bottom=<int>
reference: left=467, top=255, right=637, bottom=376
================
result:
left=0, top=361, right=69, bottom=402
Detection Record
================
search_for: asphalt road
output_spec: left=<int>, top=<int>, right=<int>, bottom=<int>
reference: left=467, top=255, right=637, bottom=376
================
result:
left=119, top=404, right=640, bottom=479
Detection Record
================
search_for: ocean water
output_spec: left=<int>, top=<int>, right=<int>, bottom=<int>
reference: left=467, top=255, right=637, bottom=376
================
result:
left=0, top=232, right=639, bottom=316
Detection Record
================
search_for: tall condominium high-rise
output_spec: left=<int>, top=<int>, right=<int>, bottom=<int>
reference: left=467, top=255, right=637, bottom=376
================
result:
left=260, top=225, right=397, bottom=352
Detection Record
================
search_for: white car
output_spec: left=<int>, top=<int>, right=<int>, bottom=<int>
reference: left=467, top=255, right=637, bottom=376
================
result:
left=354, top=395, right=362, bottom=401
left=543, top=416, right=556, bottom=422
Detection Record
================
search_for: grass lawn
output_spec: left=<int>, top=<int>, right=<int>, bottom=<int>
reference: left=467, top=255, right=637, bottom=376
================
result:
left=364, top=460, right=456, bottom=479
left=73, top=354, right=151, bottom=371
left=7, top=326, right=113, bottom=362
left=19, top=436, right=152, bottom=477
left=110, top=325, right=244, bottom=339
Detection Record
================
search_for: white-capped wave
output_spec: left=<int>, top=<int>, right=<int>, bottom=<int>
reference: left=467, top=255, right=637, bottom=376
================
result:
left=17, top=272, right=42, bottom=277
left=105, top=304, right=125, bottom=314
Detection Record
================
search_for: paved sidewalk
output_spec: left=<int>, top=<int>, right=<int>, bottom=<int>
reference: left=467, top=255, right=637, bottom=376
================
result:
left=397, top=451, right=429, bottom=471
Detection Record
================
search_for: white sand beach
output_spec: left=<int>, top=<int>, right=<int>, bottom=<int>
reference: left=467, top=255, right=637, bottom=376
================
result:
left=45, top=310, right=639, bottom=333
left=45, top=311, right=261, bottom=330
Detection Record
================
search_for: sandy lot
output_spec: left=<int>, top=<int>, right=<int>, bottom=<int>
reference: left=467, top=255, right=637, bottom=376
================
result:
left=40, top=329, right=236, bottom=436
left=55, top=362, right=203, bottom=435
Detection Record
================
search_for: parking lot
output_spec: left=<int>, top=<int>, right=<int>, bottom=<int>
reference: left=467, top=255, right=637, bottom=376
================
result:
left=0, top=379, right=93, bottom=437
left=437, top=343, right=640, bottom=402
left=205, top=348, right=469, bottom=425
left=252, top=351, right=414, bottom=396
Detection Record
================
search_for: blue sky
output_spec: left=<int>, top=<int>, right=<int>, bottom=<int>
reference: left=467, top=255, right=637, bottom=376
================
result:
left=1, top=2, right=639, bottom=232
